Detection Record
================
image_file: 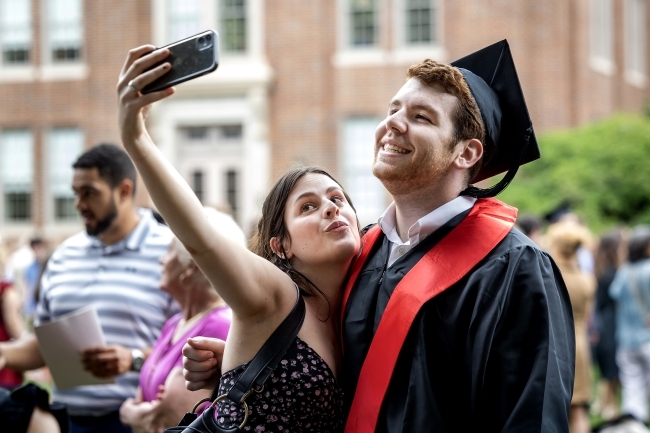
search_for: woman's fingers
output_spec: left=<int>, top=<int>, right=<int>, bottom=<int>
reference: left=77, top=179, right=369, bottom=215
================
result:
left=119, top=45, right=156, bottom=77
left=123, top=48, right=170, bottom=83
left=118, top=47, right=170, bottom=96
left=182, top=338, right=224, bottom=391
left=185, top=337, right=226, bottom=355
left=127, top=62, right=171, bottom=93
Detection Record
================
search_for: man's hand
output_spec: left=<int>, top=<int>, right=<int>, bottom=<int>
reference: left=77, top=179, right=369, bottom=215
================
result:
left=0, top=345, right=6, bottom=370
left=182, top=337, right=225, bottom=391
left=82, top=345, right=132, bottom=377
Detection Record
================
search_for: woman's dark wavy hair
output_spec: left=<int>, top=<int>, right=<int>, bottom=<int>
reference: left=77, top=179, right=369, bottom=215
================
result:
left=249, top=166, right=359, bottom=318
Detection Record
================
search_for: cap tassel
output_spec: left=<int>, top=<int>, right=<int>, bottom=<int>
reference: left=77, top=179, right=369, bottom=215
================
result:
left=460, top=126, right=533, bottom=198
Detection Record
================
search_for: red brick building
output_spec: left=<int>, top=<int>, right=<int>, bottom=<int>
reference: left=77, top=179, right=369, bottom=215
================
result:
left=0, top=0, right=648, bottom=240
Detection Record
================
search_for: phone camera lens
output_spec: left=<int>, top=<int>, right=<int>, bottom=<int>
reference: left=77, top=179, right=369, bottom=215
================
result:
left=206, top=34, right=212, bottom=42
left=199, top=37, right=205, bottom=44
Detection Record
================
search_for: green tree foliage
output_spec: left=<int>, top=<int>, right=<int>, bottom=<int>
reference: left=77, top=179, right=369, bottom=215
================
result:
left=498, top=114, right=650, bottom=232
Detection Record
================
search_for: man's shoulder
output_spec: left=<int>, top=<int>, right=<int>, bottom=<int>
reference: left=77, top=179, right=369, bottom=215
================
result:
left=495, top=227, right=541, bottom=254
left=50, top=230, right=92, bottom=257
left=141, top=212, right=173, bottom=246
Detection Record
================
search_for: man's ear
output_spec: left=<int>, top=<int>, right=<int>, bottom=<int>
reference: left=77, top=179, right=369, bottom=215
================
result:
left=116, top=179, right=134, bottom=202
left=269, top=237, right=292, bottom=260
left=453, top=138, right=483, bottom=170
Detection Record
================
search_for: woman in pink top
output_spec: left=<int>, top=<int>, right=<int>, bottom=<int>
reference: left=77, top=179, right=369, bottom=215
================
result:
left=119, top=207, right=245, bottom=432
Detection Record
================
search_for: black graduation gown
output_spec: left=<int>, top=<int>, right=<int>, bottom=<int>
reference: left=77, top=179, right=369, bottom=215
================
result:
left=342, top=211, right=576, bottom=433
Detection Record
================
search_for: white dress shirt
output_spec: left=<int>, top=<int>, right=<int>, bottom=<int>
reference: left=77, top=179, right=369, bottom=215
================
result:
left=378, top=196, right=477, bottom=267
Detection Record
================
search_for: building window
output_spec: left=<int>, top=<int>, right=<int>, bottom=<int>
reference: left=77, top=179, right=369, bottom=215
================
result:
left=221, top=0, right=246, bottom=53
left=0, top=0, right=32, bottom=65
left=180, top=125, right=243, bottom=145
left=0, top=130, right=33, bottom=222
left=192, top=170, right=204, bottom=203
left=350, top=0, right=377, bottom=47
left=341, top=118, right=386, bottom=225
left=46, top=0, right=83, bottom=62
left=184, top=126, right=208, bottom=141
left=226, top=169, right=238, bottom=221
left=589, top=0, right=613, bottom=71
left=220, top=124, right=243, bottom=140
left=405, top=0, right=435, bottom=44
left=624, top=0, right=647, bottom=83
left=48, top=128, right=83, bottom=220
left=168, top=0, right=202, bottom=42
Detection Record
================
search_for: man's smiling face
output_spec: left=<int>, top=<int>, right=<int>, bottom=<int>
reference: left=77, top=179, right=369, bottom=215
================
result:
left=373, top=78, right=460, bottom=195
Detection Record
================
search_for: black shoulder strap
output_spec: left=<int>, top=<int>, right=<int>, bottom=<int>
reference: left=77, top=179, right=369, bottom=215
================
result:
left=209, top=285, right=306, bottom=403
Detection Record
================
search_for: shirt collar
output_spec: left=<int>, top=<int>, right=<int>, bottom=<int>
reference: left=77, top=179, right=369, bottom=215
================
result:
left=86, top=208, right=154, bottom=252
left=378, top=196, right=477, bottom=246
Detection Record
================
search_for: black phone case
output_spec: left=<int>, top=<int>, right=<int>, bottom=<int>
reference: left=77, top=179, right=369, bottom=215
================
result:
left=141, top=30, right=219, bottom=94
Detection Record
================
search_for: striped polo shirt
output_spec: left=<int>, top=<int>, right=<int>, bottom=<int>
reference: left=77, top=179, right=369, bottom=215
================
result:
left=35, top=209, right=177, bottom=416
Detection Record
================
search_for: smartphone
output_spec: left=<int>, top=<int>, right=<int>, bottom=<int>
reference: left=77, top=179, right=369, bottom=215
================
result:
left=141, top=30, right=219, bottom=94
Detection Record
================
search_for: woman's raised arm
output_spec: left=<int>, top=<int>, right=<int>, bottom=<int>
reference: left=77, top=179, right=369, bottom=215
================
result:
left=116, top=45, right=292, bottom=319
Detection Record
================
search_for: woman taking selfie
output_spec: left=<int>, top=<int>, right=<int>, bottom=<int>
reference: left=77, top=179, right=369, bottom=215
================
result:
left=117, top=45, right=360, bottom=432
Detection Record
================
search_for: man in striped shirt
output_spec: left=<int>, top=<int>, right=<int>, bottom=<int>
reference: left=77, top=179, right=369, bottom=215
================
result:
left=0, top=144, right=177, bottom=433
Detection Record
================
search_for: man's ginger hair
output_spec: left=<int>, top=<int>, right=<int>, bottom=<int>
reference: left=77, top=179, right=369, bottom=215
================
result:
left=406, top=59, right=486, bottom=182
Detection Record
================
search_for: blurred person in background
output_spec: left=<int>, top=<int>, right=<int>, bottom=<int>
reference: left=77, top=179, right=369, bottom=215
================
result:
left=548, top=221, right=596, bottom=433
left=609, top=226, right=650, bottom=424
left=592, top=229, right=627, bottom=420
left=0, top=384, right=67, bottom=433
left=517, top=214, right=543, bottom=245
left=0, top=143, right=177, bottom=433
left=22, top=238, right=48, bottom=323
left=545, top=204, right=596, bottom=274
left=119, top=207, right=243, bottom=433
left=0, top=240, right=24, bottom=390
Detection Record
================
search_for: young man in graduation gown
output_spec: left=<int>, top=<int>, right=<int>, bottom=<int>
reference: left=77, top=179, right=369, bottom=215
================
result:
left=340, top=40, right=576, bottom=433
left=180, top=40, right=575, bottom=432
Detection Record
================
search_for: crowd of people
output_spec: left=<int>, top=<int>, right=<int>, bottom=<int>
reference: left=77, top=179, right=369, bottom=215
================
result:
left=518, top=212, right=650, bottom=433
left=0, top=38, right=643, bottom=433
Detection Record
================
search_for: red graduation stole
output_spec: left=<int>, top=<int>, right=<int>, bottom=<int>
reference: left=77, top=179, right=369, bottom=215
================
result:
left=341, top=197, right=517, bottom=433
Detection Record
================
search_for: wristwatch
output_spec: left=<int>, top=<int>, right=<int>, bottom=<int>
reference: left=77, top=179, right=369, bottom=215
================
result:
left=131, top=349, right=145, bottom=372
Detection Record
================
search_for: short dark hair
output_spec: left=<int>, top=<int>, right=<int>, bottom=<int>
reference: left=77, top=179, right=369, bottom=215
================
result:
left=517, top=214, right=542, bottom=237
left=628, top=226, right=650, bottom=263
left=72, top=143, right=137, bottom=195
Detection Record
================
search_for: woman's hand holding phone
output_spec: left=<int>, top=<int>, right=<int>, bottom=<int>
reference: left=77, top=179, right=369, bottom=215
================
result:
left=117, top=45, right=174, bottom=147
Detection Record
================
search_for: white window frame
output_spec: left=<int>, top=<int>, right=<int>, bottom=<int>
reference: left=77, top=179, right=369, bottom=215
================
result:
left=0, top=129, right=34, bottom=225
left=589, top=0, right=615, bottom=76
left=166, top=0, right=209, bottom=45
left=340, top=117, right=387, bottom=226
left=44, top=127, right=84, bottom=223
left=334, top=0, right=385, bottom=67
left=217, top=0, right=249, bottom=55
left=624, top=0, right=647, bottom=88
left=0, top=0, right=32, bottom=65
left=392, top=0, right=445, bottom=64
left=0, top=0, right=36, bottom=83
left=158, top=0, right=252, bottom=57
left=39, top=0, right=87, bottom=81
left=153, top=0, right=266, bottom=86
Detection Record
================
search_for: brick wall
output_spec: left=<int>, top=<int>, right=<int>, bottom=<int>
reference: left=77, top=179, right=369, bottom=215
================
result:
left=1, top=0, right=648, bottom=237
left=0, top=0, right=153, bottom=234
left=265, top=0, right=650, bottom=186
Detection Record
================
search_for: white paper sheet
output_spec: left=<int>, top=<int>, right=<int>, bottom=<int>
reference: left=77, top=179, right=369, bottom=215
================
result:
left=34, top=306, right=115, bottom=390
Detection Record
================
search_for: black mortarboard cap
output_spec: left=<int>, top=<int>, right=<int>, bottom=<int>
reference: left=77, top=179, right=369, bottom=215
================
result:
left=451, top=40, right=540, bottom=197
